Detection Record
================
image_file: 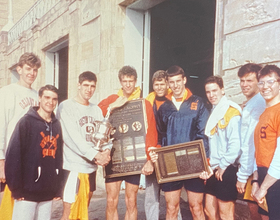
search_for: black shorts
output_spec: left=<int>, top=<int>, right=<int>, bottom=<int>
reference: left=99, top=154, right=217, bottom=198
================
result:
left=105, top=174, right=141, bottom=186
left=0, top=182, right=6, bottom=192
left=62, top=170, right=96, bottom=192
left=205, top=165, right=238, bottom=201
left=258, top=167, right=280, bottom=219
left=161, top=178, right=205, bottom=193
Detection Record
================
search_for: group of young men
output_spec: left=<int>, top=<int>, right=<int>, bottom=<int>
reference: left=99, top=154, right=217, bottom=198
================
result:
left=0, top=52, right=280, bottom=220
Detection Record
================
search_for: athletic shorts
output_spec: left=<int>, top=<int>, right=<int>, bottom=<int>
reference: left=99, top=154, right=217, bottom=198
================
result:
left=105, top=174, right=141, bottom=186
left=62, top=170, right=96, bottom=192
left=205, top=165, right=238, bottom=201
left=161, top=178, right=205, bottom=193
left=258, top=166, right=280, bottom=219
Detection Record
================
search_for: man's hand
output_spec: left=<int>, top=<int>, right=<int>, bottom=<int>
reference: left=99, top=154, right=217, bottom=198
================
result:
left=148, top=147, right=158, bottom=163
left=53, top=197, right=61, bottom=201
left=253, top=186, right=267, bottom=204
left=252, top=173, right=277, bottom=204
left=215, top=166, right=225, bottom=181
left=141, top=160, right=154, bottom=175
left=199, top=166, right=213, bottom=180
left=0, top=160, right=5, bottom=183
left=236, top=181, right=246, bottom=193
left=94, top=149, right=111, bottom=167
left=251, top=181, right=259, bottom=199
left=109, top=96, right=128, bottom=111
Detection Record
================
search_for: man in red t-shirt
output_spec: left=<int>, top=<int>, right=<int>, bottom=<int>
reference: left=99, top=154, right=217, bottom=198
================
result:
left=98, top=66, right=158, bottom=220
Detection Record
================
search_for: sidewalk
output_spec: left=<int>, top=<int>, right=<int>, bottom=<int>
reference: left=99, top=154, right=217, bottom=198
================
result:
left=51, top=187, right=251, bottom=220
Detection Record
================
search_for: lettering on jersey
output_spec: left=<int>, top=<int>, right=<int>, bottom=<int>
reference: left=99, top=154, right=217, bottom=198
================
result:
left=86, top=126, right=94, bottom=133
left=260, top=126, right=268, bottom=138
left=19, top=97, right=39, bottom=109
left=190, top=100, right=198, bottom=110
left=79, top=116, right=97, bottom=142
left=79, top=116, right=95, bottom=127
left=86, top=134, right=92, bottom=142
left=40, top=132, right=59, bottom=158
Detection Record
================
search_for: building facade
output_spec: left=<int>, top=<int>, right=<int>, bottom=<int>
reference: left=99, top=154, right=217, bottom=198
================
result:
left=1, top=0, right=279, bottom=103
left=1, top=0, right=280, bottom=188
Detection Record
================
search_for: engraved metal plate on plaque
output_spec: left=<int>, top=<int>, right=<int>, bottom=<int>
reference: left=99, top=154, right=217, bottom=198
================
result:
left=154, top=139, right=209, bottom=184
left=104, top=99, right=147, bottom=178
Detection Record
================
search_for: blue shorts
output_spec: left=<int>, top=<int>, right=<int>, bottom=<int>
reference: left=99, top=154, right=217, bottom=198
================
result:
left=105, top=174, right=141, bottom=186
left=258, top=167, right=280, bottom=219
left=205, top=165, right=238, bottom=201
left=161, top=177, right=205, bottom=193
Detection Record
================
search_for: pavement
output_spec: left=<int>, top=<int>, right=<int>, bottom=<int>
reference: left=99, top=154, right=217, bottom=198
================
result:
left=50, top=187, right=251, bottom=220
left=0, top=185, right=251, bottom=220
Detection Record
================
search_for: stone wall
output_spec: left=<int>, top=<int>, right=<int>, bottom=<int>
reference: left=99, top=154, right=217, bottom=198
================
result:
left=12, top=0, right=37, bottom=24
left=2, top=0, right=280, bottom=101
left=0, top=0, right=127, bottom=103
left=0, top=0, right=8, bottom=31
left=0, top=0, right=129, bottom=189
left=216, top=0, right=280, bottom=103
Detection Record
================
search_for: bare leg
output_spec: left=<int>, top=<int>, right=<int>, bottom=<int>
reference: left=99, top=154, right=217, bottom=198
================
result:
left=204, top=194, right=219, bottom=220
left=261, top=214, right=269, bottom=220
left=124, top=182, right=139, bottom=220
left=106, top=181, right=122, bottom=220
left=60, top=202, right=71, bottom=220
left=88, top=192, right=93, bottom=206
left=218, top=199, right=235, bottom=220
left=187, top=190, right=205, bottom=220
left=165, top=189, right=182, bottom=220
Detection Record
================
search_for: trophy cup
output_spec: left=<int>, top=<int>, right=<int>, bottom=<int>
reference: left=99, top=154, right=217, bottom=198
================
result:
left=91, top=97, right=128, bottom=151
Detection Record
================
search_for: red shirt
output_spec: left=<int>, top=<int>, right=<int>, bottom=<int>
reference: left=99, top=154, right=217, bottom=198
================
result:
left=98, top=94, right=158, bottom=160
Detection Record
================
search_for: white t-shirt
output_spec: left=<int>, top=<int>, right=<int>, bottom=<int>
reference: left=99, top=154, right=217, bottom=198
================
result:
left=57, top=99, right=112, bottom=173
left=0, top=83, right=38, bottom=159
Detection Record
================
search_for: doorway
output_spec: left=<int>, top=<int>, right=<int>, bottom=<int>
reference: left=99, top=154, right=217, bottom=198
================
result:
left=45, top=39, right=69, bottom=104
left=149, top=0, right=216, bottom=98
left=57, top=47, right=68, bottom=103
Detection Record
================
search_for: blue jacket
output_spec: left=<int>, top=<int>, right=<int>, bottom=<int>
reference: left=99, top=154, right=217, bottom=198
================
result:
left=156, top=89, right=210, bottom=157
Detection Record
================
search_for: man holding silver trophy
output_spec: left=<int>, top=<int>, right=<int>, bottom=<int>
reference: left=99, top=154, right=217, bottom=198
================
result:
left=57, top=71, right=112, bottom=220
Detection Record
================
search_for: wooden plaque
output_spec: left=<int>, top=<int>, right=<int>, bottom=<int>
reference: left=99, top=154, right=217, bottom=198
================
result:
left=154, top=139, right=209, bottom=184
left=104, top=99, right=147, bottom=178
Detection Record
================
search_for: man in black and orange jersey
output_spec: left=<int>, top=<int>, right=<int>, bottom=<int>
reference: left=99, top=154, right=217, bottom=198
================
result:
left=5, top=85, right=63, bottom=220
left=252, top=65, right=280, bottom=220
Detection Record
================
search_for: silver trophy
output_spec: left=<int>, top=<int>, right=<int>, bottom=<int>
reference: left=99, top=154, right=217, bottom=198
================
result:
left=91, top=97, right=128, bottom=151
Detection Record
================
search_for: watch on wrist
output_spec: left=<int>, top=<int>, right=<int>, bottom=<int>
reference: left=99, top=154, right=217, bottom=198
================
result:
left=251, top=179, right=258, bottom=185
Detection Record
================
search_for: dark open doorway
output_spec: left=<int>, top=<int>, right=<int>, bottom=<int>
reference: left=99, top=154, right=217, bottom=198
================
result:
left=44, top=37, right=69, bottom=104
left=57, top=46, right=68, bottom=104
left=149, top=0, right=216, bottom=98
